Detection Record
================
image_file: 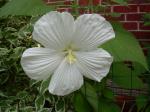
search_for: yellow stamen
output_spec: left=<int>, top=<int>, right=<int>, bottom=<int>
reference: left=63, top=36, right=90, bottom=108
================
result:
left=66, top=49, right=76, bottom=64
left=37, top=44, right=41, bottom=48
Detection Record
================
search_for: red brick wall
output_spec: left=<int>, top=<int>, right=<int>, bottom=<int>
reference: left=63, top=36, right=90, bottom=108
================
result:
left=111, top=3, right=150, bottom=41
left=44, top=0, right=150, bottom=54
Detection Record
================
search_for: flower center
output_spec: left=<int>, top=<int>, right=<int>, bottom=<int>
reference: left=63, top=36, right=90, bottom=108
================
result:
left=66, top=49, right=76, bottom=64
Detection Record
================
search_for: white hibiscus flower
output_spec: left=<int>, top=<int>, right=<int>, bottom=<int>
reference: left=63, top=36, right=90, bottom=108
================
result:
left=21, top=11, right=115, bottom=96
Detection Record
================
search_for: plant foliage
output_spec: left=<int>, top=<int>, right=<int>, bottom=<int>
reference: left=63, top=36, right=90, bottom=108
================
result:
left=0, top=0, right=149, bottom=111
left=0, top=0, right=54, bottom=17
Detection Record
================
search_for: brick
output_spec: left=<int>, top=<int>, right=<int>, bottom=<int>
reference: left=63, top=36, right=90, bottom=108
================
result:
left=97, top=6, right=111, bottom=13
left=139, top=5, right=150, bottom=12
left=113, top=5, right=138, bottom=13
left=67, top=8, right=73, bottom=12
left=139, top=22, right=150, bottom=30
left=57, top=8, right=68, bottom=12
left=64, top=0, right=74, bottom=5
left=69, top=8, right=90, bottom=14
left=104, top=14, right=125, bottom=21
left=115, top=14, right=125, bottom=21
left=122, top=22, right=138, bottom=30
left=129, top=0, right=149, bottom=4
left=79, top=0, right=89, bottom=6
left=69, top=8, right=89, bottom=14
left=92, top=0, right=101, bottom=5
left=131, top=31, right=150, bottom=39
left=78, top=8, right=88, bottom=14
left=79, top=0, right=101, bottom=6
left=126, top=13, right=143, bottom=21
left=57, top=5, right=71, bottom=8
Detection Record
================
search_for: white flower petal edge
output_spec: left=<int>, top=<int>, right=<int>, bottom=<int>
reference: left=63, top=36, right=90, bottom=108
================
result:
left=33, top=11, right=74, bottom=50
left=21, top=48, right=64, bottom=80
left=75, top=48, right=113, bottom=82
left=73, top=14, right=115, bottom=50
left=48, top=59, right=83, bottom=96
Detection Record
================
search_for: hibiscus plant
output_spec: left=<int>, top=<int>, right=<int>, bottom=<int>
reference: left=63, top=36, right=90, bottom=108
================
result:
left=0, top=0, right=149, bottom=112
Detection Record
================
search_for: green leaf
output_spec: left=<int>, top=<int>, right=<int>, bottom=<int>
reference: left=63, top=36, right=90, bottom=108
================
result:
left=0, top=29, right=3, bottom=39
left=18, top=23, right=33, bottom=39
left=39, top=108, right=52, bottom=112
left=35, top=95, right=45, bottom=111
left=0, top=100, right=11, bottom=107
left=0, top=0, right=54, bottom=17
left=17, top=91, right=28, bottom=99
left=40, top=77, right=50, bottom=94
left=20, top=106, right=34, bottom=112
left=110, top=103, right=121, bottom=112
left=44, top=92, right=55, bottom=103
left=136, top=95, right=147, bottom=111
left=108, top=12, right=121, bottom=17
left=11, top=47, right=25, bottom=59
left=111, top=0, right=127, bottom=5
left=98, top=98, right=121, bottom=112
left=0, top=68, right=7, bottom=73
left=55, top=99, right=65, bottom=112
left=143, top=13, right=150, bottom=26
left=81, top=82, right=99, bottom=112
left=0, top=91, right=8, bottom=98
left=101, top=22, right=148, bottom=70
left=146, top=106, right=150, bottom=112
left=112, top=62, right=144, bottom=89
left=144, top=21, right=150, bottom=26
left=81, top=82, right=120, bottom=112
left=73, top=92, right=92, bottom=112
left=29, top=80, right=40, bottom=87
left=103, top=89, right=115, bottom=100
left=147, top=45, right=150, bottom=67
left=0, top=48, right=9, bottom=56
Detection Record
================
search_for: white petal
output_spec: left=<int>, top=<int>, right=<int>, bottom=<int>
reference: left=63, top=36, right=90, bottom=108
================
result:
left=75, top=49, right=113, bottom=82
left=73, top=14, right=115, bottom=50
left=48, top=59, right=83, bottom=96
left=33, top=11, right=74, bottom=50
left=21, top=48, right=63, bottom=80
